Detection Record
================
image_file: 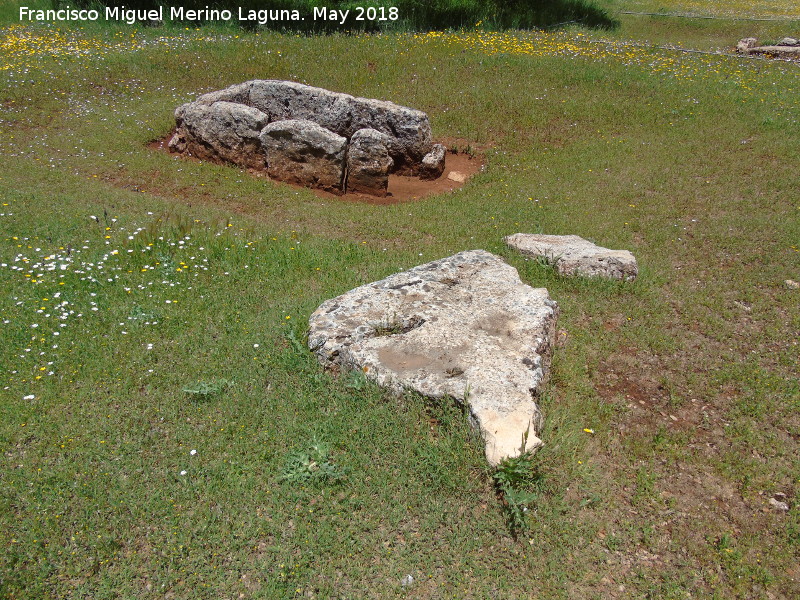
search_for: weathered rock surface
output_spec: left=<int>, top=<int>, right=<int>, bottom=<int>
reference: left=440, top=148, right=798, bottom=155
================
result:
left=736, top=37, right=800, bottom=58
left=260, top=119, right=347, bottom=193
left=769, top=497, right=790, bottom=512
left=505, top=233, right=638, bottom=281
left=191, top=81, right=252, bottom=106
left=170, top=101, right=269, bottom=169
left=419, top=144, right=446, bottom=180
left=749, top=45, right=800, bottom=58
left=447, top=171, right=466, bottom=183
left=194, top=80, right=433, bottom=172
left=308, top=250, right=559, bottom=465
left=736, top=37, right=758, bottom=53
left=346, top=128, right=393, bottom=196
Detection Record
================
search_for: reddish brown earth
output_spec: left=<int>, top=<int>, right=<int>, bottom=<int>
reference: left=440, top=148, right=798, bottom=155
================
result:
left=148, top=134, right=484, bottom=205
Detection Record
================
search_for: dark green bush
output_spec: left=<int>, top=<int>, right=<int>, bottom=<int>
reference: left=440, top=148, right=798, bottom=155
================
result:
left=60, top=0, right=618, bottom=31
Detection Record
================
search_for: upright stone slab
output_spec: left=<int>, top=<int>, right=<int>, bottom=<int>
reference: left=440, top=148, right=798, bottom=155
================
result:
left=505, top=233, right=638, bottom=281
left=260, top=119, right=347, bottom=193
left=346, top=128, right=393, bottom=197
left=308, top=250, right=559, bottom=465
left=169, top=101, right=269, bottom=169
left=419, top=144, right=446, bottom=180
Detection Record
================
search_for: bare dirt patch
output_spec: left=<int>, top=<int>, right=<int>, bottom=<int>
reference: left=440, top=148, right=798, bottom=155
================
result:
left=148, top=134, right=484, bottom=205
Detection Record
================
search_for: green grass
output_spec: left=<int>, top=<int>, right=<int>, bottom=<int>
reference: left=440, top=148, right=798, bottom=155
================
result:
left=1, top=3, right=799, bottom=598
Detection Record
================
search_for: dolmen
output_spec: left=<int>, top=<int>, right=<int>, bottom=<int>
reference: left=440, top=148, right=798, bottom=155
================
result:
left=308, top=250, right=559, bottom=466
left=168, top=80, right=446, bottom=196
left=736, top=37, right=800, bottom=59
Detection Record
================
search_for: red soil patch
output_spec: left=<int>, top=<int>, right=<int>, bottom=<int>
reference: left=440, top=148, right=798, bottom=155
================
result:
left=148, top=134, right=483, bottom=205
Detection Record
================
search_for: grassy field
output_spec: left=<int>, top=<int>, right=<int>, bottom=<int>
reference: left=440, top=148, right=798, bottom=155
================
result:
left=602, top=0, right=800, bottom=19
left=1, top=1, right=799, bottom=598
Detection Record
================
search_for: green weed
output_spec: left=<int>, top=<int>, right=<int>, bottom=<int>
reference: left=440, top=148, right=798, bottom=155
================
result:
left=493, top=450, right=541, bottom=534
left=182, top=378, right=232, bottom=399
left=280, top=437, right=344, bottom=484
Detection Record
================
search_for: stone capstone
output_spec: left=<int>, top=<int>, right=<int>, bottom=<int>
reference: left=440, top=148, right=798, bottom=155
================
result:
left=419, top=144, right=446, bottom=180
left=170, top=101, right=269, bottom=170
left=346, top=128, right=393, bottom=197
left=505, top=233, right=638, bottom=281
left=190, top=81, right=252, bottom=106
left=308, top=250, right=559, bottom=466
left=259, top=119, right=347, bottom=193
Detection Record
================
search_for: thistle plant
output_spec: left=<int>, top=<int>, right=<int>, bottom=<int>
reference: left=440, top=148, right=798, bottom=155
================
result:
left=182, top=378, right=232, bottom=400
left=280, top=437, right=344, bottom=484
left=493, top=451, right=539, bottom=534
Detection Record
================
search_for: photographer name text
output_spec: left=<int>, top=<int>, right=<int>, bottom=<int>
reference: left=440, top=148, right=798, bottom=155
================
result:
left=19, top=5, right=399, bottom=26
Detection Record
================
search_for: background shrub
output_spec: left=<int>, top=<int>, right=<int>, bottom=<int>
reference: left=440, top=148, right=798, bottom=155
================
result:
left=59, top=0, right=619, bottom=31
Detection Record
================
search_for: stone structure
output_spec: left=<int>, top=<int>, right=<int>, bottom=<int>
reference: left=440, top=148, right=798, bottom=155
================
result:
left=170, top=101, right=268, bottom=170
left=260, top=119, right=347, bottom=194
left=505, top=233, right=638, bottom=281
left=308, top=250, right=559, bottom=466
left=419, top=144, right=447, bottom=180
left=736, top=37, right=800, bottom=59
left=169, top=80, right=447, bottom=195
left=346, top=128, right=394, bottom=197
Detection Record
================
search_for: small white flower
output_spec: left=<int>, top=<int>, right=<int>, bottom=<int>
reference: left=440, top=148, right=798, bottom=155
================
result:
left=253, top=343, right=259, bottom=348
left=190, top=449, right=197, bottom=456
left=180, top=470, right=187, bottom=476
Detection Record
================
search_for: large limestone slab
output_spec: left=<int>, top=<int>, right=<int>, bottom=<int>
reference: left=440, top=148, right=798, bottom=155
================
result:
left=505, top=233, right=638, bottom=281
left=169, top=101, right=268, bottom=169
left=260, top=119, right=347, bottom=193
left=308, top=250, right=559, bottom=465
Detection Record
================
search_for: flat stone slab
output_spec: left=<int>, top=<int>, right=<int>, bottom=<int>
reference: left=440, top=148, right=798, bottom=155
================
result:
left=505, top=233, right=638, bottom=281
left=308, top=250, right=559, bottom=465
